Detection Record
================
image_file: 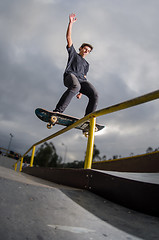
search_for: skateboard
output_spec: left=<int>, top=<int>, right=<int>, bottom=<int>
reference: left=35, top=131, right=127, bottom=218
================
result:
left=35, top=108, right=105, bottom=136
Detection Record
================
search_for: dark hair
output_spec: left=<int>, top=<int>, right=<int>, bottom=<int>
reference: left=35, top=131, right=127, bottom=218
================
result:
left=79, top=43, right=93, bottom=52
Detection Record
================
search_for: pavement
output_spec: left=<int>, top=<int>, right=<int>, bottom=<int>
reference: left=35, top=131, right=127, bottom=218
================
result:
left=0, top=166, right=159, bottom=240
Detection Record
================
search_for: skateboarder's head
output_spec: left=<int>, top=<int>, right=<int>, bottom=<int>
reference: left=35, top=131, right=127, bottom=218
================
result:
left=79, top=43, right=93, bottom=58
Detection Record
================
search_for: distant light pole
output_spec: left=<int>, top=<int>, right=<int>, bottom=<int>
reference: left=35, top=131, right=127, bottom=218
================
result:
left=7, top=133, right=14, bottom=155
left=62, top=143, right=67, bottom=167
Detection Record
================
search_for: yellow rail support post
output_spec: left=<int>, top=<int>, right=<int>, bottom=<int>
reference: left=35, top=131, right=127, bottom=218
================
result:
left=84, top=117, right=96, bottom=169
left=14, top=162, right=17, bottom=171
left=30, top=146, right=36, bottom=167
left=19, top=157, right=24, bottom=172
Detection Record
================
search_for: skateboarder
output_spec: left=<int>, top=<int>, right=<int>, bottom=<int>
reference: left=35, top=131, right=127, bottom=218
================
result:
left=54, top=13, right=98, bottom=116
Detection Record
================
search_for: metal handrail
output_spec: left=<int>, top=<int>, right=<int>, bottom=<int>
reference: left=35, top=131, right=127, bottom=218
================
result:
left=14, top=89, right=159, bottom=171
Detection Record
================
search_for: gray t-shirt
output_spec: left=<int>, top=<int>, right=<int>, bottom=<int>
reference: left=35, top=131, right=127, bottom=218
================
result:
left=64, top=44, right=89, bottom=81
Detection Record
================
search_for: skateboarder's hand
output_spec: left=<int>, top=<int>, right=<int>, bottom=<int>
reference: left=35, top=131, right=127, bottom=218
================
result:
left=69, top=13, right=77, bottom=23
left=76, top=93, right=82, bottom=99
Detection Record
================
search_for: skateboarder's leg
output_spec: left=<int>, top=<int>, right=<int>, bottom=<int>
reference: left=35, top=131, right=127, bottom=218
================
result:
left=54, top=74, right=81, bottom=113
left=80, top=81, right=98, bottom=116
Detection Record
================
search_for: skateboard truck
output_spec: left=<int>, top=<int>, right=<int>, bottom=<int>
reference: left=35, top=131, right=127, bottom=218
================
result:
left=83, top=126, right=98, bottom=137
left=47, top=116, right=57, bottom=129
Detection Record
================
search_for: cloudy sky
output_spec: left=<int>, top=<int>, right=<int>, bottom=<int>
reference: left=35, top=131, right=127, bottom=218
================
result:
left=0, top=0, right=159, bottom=163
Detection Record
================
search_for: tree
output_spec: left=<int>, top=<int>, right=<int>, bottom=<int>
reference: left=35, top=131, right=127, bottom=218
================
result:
left=35, top=142, right=62, bottom=167
left=101, top=155, right=107, bottom=161
left=93, top=144, right=101, bottom=161
left=154, top=147, right=159, bottom=151
left=24, top=155, right=31, bottom=163
left=146, top=147, right=153, bottom=153
left=63, top=160, right=84, bottom=168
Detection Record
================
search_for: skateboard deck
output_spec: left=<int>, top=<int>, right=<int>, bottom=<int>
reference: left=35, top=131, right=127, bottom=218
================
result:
left=35, top=108, right=105, bottom=135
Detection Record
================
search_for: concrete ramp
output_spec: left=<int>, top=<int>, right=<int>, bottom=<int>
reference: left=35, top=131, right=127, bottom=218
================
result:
left=0, top=155, right=17, bottom=169
left=1, top=166, right=159, bottom=240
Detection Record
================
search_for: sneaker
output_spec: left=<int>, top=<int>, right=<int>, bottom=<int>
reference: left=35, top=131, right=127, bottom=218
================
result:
left=53, top=109, right=59, bottom=113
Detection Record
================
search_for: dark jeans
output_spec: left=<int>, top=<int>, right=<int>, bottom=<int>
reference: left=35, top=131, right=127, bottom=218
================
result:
left=55, top=73, right=98, bottom=116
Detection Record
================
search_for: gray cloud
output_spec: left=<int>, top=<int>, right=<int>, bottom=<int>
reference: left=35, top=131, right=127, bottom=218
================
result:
left=0, top=0, right=159, bottom=162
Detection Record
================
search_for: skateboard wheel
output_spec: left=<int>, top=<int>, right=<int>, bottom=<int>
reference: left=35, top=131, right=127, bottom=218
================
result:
left=47, top=123, right=53, bottom=129
left=83, top=132, right=89, bottom=138
left=95, top=126, right=98, bottom=132
left=50, top=116, right=57, bottom=124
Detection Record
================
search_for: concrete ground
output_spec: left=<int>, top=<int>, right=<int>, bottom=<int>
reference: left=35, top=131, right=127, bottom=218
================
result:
left=0, top=166, right=159, bottom=240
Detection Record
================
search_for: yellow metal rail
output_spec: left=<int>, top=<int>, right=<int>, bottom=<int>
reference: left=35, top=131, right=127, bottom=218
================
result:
left=14, top=89, right=159, bottom=171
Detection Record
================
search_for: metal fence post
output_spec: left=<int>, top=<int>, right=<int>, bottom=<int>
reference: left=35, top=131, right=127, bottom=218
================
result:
left=19, top=157, right=24, bottom=172
left=84, top=117, right=96, bottom=169
left=30, top=146, right=36, bottom=167
left=14, top=162, right=17, bottom=171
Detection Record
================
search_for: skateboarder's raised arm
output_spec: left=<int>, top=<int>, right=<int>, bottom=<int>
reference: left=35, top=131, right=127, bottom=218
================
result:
left=66, top=13, right=77, bottom=48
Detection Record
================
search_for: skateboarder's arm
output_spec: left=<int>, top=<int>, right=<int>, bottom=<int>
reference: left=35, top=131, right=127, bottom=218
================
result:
left=66, top=13, right=77, bottom=48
